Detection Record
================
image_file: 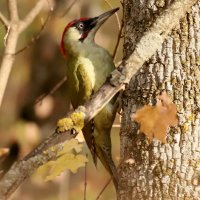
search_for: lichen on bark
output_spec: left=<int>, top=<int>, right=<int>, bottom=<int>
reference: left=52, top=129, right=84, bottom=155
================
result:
left=119, top=0, right=200, bottom=199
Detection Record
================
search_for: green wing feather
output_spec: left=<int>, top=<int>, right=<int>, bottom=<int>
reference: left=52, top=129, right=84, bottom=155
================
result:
left=66, top=61, right=93, bottom=107
left=66, top=61, right=97, bottom=163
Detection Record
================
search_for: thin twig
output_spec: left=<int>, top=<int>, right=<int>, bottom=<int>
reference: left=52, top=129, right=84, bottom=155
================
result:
left=0, top=12, right=9, bottom=27
left=34, top=76, right=67, bottom=105
left=19, top=0, right=46, bottom=32
left=60, top=0, right=78, bottom=17
left=83, top=154, right=88, bottom=200
left=96, top=179, right=111, bottom=200
left=15, top=5, right=53, bottom=55
left=95, top=152, right=130, bottom=199
left=103, top=0, right=122, bottom=60
left=113, top=21, right=124, bottom=61
left=104, top=0, right=121, bottom=30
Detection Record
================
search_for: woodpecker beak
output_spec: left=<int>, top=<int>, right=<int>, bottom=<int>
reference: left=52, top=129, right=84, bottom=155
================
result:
left=85, top=8, right=119, bottom=41
left=94, top=7, right=119, bottom=28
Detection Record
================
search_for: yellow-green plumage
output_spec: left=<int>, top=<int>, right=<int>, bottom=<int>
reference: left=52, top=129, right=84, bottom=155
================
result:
left=65, top=45, right=118, bottom=188
left=62, top=9, right=119, bottom=189
left=67, top=43, right=117, bottom=188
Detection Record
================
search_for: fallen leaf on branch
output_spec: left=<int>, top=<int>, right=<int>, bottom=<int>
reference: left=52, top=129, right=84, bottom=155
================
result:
left=132, top=91, right=178, bottom=143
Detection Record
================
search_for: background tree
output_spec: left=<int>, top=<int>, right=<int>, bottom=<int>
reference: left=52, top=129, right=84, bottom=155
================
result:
left=0, top=0, right=122, bottom=199
left=119, top=0, right=200, bottom=199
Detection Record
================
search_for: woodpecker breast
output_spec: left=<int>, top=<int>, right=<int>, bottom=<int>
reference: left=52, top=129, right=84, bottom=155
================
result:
left=77, top=44, right=114, bottom=91
left=77, top=56, right=96, bottom=88
left=64, top=36, right=115, bottom=91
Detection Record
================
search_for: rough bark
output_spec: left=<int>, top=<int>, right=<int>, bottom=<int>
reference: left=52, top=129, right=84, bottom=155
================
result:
left=119, top=0, right=200, bottom=199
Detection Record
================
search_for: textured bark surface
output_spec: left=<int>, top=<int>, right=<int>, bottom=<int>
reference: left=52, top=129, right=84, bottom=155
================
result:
left=119, top=0, right=200, bottom=199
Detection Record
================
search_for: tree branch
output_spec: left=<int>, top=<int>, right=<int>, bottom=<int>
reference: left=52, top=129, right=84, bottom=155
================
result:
left=0, top=0, right=47, bottom=108
left=60, top=0, right=78, bottom=17
left=15, top=4, right=53, bottom=55
left=0, top=0, right=198, bottom=199
left=0, top=26, right=19, bottom=108
left=7, top=0, right=19, bottom=20
left=19, top=0, right=46, bottom=32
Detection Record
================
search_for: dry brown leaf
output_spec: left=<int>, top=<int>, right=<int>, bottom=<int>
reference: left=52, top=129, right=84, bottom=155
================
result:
left=132, top=91, right=178, bottom=143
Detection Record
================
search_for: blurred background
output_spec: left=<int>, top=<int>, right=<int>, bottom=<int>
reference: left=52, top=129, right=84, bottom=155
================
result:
left=0, top=0, right=123, bottom=199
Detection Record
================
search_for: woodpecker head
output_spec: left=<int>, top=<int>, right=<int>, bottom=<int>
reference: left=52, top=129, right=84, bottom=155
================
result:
left=60, top=8, right=119, bottom=57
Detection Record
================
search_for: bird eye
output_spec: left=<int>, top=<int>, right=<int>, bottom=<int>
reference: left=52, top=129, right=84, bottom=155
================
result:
left=77, top=22, right=84, bottom=30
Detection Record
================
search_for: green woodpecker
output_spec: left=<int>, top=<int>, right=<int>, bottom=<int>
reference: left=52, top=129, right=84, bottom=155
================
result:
left=60, top=8, right=119, bottom=189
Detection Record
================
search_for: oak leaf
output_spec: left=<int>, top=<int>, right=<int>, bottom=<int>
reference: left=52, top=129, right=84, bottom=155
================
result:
left=35, top=139, right=88, bottom=181
left=45, top=154, right=88, bottom=181
left=132, top=92, right=178, bottom=143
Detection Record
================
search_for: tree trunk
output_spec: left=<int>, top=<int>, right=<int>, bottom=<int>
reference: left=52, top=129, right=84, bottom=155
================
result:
left=118, top=0, right=200, bottom=199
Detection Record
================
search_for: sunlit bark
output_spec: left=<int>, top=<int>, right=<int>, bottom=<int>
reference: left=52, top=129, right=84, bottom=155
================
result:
left=119, top=0, right=200, bottom=199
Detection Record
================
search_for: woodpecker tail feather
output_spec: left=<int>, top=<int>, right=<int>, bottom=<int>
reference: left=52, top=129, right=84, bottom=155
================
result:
left=82, top=121, right=98, bottom=166
left=83, top=122, right=118, bottom=190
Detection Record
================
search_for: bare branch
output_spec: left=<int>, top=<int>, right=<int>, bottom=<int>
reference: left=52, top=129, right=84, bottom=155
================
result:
left=60, top=0, right=78, bottom=17
left=0, top=28, right=19, bottom=107
left=15, top=6, right=53, bottom=55
left=0, top=0, right=198, bottom=199
left=96, top=179, right=111, bottom=200
left=84, top=157, right=87, bottom=200
left=0, top=0, right=49, bottom=108
left=19, top=0, right=46, bottom=32
left=113, top=21, right=123, bottom=61
left=104, top=0, right=121, bottom=30
left=103, top=0, right=123, bottom=61
left=0, top=12, right=9, bottom=27
left=7, top=0, right=19, bottom=20
left=34, top=76, right=67, bottom=105
left=0, top=130, right=76, bottom=199
left=3, top=25, right=10, bottom=46
left=95, top=144, right=131, bottom=198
